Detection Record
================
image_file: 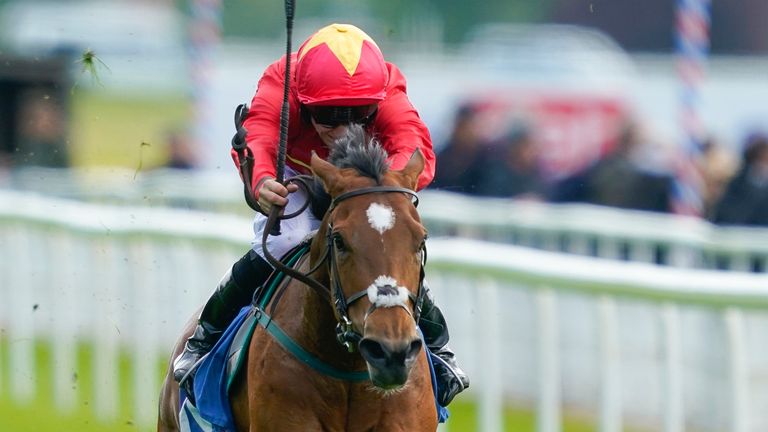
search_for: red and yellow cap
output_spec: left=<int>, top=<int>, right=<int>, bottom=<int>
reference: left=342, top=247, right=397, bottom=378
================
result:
left=296, top=23, right=388, bottom=106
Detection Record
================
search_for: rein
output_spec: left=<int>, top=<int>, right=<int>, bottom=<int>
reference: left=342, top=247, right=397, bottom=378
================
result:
left=260, top=183, right=427, bottom=353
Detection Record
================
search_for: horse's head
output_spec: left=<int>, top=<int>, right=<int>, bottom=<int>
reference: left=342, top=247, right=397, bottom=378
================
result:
left=310, top=130, right=427, bottom=390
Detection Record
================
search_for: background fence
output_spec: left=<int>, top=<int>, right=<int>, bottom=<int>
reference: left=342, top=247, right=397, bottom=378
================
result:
left=419, top=191, right=768, bottom=272
left=2, top=189, right=768, bottom=431
left=6, top=168, right=768, bottom=272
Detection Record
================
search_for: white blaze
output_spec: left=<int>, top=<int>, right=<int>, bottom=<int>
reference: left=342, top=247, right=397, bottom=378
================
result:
left=366, top=202, right=395, bottom=234
left=367, top=275, right=410, bottom=308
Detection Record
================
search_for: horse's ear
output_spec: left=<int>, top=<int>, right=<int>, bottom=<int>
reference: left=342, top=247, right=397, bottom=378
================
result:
left=311, top=151, right=338, bottom=192
left=396, top=148, right=425, bottom=190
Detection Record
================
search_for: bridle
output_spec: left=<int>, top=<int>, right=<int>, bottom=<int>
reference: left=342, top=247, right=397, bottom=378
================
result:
left=261, top=180, right=428, bottom=352
left=326, top=186, right=428, bottom=351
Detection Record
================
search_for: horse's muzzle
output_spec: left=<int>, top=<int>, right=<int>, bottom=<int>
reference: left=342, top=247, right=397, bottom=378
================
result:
left=359, top=337, right=423, bottom=388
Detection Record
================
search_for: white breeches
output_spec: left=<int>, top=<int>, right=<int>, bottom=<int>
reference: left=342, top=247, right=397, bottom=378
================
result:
left=250, top=166, right=321, bottom=262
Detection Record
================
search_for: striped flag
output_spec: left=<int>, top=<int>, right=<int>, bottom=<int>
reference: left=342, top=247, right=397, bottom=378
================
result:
left=672, top=0, right=711, bottom=216
left=188, top=0, right=222, bottom=166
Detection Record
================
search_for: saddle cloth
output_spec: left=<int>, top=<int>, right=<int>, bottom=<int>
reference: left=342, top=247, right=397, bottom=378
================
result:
left=179, top=306, right=253, bottom=432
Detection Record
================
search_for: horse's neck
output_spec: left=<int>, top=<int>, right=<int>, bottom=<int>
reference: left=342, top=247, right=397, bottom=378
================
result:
left=273, top=253, right=364, bottom=369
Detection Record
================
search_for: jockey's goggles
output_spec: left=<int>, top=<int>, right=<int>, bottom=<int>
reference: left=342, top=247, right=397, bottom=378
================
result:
left=307, top=104, right=378, bottom=128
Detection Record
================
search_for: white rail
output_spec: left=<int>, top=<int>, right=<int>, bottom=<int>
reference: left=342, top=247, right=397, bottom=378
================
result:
left=1, top=190, right=768, bottom=431
left=419, top=190, right=768, bottom=273
left=5, top=168, right=768, bottom=271
left=429, top=239, right=768, bottom=432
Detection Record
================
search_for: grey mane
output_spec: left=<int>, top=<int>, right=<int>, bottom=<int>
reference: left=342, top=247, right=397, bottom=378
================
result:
left=327, top=124, right=389, bottom=183
left=308, top=125, right=390, bottom=219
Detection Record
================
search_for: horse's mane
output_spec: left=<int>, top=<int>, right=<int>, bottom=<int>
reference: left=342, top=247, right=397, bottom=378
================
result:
left=327, top=124, right=389, bottom=183
left=309, top=125, right=389, bottom=219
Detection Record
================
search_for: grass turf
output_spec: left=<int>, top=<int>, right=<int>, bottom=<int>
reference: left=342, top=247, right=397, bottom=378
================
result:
left=0, top=338, right=601, bottom=432
left=0, top=338, right=166, bottom=432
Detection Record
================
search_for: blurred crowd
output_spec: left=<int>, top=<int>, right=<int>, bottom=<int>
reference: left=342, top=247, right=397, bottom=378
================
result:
left=6, top=88, right=768, bottom=227
left=430, top=102, right=768, bottom=226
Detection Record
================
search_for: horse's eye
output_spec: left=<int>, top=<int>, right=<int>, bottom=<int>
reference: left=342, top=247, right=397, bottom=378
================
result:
left=333, top=233, right=347, bottom=251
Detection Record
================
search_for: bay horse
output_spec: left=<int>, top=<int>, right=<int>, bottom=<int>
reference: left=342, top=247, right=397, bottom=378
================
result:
left=159, top=133, right=438, bottom=431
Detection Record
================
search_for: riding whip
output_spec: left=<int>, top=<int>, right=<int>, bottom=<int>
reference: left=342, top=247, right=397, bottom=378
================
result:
left=269, top=0, right=295, bottom=235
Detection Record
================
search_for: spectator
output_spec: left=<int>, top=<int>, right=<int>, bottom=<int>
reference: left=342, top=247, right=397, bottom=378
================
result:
left=474, top=121, right=549, bottom=199
left=698, top=136, right=737, bottom=219
left=712, top=132, right=768, bottom=225
left=15, top=88, right=68, bottom=167
left=164, top=129, right=199, bottom=170
left=550, top=120, right=674, bottom=212
left=430, top=104, right=485, bottom=194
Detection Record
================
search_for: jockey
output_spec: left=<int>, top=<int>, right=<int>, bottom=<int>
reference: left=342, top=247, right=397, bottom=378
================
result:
left=173, top=23, right=469, bottom=406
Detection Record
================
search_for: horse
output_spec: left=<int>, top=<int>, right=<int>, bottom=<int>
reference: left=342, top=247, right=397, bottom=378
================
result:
left=158, top=132, right=438, bottom=431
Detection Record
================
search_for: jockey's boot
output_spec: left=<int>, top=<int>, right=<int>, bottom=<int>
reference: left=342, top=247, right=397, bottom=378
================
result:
left=173, top=251, right=273, bottom=383
left=419, top=284, right=470, bottom=406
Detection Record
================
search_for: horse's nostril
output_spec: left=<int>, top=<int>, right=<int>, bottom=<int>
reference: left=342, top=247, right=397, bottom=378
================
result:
left=407, top=339, right=423, bottom=360
left=359, top=338, right=388, bottom=364
left=360, top=337, right=424, bottom=370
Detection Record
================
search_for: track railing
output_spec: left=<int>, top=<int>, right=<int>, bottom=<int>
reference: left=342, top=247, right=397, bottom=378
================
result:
left=419, top=190, right=768, bottom=273
left=5, top=168, right=768, bottom=272
left=1, top=190, right=767, bottom=431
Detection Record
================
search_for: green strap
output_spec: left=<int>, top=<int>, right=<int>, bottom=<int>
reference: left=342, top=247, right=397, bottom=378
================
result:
left=255, top=309, right=369, bottom=382
left=258, top=243, right=309, bottom=310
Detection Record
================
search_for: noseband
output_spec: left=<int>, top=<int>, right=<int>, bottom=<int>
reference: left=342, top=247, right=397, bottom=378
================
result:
left=262, top=180, right=428, bottom=352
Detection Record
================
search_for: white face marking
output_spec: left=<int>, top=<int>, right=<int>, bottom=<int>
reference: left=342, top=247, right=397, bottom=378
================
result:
left=366, top=202, right=395, bottom=234
left=366, top=275, right=410, bottom=308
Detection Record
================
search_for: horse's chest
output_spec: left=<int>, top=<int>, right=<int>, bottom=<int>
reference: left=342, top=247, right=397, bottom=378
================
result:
left=341, top=386, right=436, bottom=432
left=251, top=376, right=431, bottom=431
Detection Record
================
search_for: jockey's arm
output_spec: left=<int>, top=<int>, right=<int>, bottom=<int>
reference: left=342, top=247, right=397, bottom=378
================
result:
left=374, top=65, right=436, bottom=191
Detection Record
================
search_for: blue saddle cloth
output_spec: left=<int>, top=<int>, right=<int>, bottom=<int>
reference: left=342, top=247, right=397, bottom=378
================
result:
left=179, top=307, right=449, bottom=432
left=180, top=306, right=251, bottom=431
